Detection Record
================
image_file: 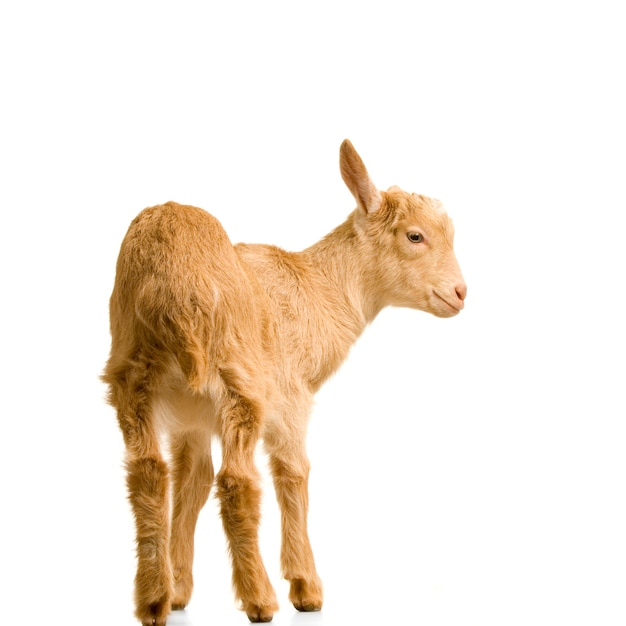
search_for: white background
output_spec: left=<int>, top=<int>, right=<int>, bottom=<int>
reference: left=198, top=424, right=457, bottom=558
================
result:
left=1, top=2, right=624, bottom=625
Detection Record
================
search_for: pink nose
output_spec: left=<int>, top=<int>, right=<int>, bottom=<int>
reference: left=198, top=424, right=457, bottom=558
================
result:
left=455, top=283, right=467, bottom=302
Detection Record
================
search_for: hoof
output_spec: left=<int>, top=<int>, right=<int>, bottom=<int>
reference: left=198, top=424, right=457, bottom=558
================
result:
left=246, top=609, right=274, bottom=623
left=292, top=602, right=322, bottom=613
left=289, top=578, right=323, bottom=613
left=137, top=599, right=171, bottom=626
left=244, top=600, right=278, bottom=623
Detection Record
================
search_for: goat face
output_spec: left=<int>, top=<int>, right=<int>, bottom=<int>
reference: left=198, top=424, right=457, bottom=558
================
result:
left=361, top=186, right=466, bottom=318
left=339, top=139, right=466, bottom=319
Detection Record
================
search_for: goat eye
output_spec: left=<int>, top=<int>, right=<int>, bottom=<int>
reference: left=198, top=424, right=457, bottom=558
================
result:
left=407, top=232, right=424, bottom=243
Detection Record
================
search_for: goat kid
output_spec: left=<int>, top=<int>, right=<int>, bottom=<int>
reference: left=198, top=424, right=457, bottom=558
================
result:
left=103, top=140, right=466, bottom=625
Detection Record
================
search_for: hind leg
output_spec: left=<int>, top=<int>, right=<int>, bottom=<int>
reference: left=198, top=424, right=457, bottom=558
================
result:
left=113, top=372, right=173, bottom=626
left=169, top=430, right=214, bottom=609
left=216, top=391, right=278, bottom=622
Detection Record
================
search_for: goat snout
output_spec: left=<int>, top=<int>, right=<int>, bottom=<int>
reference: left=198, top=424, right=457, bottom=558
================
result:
left=432, top=282, right=466, bottom=316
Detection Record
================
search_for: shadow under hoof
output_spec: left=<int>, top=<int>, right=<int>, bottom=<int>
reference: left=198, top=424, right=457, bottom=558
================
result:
left=167, top=609, right=193, bottom=626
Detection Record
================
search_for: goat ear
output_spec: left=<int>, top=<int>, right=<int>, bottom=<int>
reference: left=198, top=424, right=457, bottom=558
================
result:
left=340, top=139, right=382, bottom=214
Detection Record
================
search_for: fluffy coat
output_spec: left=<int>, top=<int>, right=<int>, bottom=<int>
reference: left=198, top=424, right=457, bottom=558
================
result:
left=102, top=140, right=466, bottom=625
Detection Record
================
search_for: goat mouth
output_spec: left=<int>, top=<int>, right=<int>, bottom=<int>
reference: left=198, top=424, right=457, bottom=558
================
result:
left=433, top=290, right=462, bottom=314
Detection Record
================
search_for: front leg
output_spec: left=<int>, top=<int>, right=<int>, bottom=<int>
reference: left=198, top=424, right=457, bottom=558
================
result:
left=269, top=452, right=323, bottom=612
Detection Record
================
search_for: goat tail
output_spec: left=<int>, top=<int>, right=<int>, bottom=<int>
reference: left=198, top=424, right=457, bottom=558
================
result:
left=127, top=276, right=222, bottom=396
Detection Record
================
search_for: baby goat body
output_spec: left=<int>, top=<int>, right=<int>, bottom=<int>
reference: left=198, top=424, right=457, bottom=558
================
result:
left=103, top=140, right=466, bottom=625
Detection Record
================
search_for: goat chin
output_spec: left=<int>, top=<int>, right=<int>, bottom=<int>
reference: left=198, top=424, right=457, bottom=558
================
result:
left=103, top=138, right=466, bottom=626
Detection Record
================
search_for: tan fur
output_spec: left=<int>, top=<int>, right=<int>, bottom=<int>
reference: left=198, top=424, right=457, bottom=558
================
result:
left=102, top=140, right=466, bottom=625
